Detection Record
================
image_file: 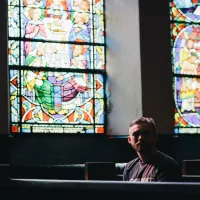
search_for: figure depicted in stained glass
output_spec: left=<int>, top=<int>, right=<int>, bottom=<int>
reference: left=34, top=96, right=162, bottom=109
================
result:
left=72, top=0, right=90, bottom=12
left=45, top=0, right=69, bottom=20
left=58, top=74, right=88, bottom=115
left=25, top=42, right=48, bottom=66
left=70, top=40, right=88, bottom=69
left=24, top=43, right=55, bottom=114
left=47, top=54, right=89, bottom=115
left=44, top=0, right=72, bottom=40
left=69, top=12, right=90, bottom=42
left=24, top=7, right=47, bottom=54
left=175, top=77, right=200, bottom=126
left=23, top=0, right=44, bottom=8
left=25, top=8, right=46, bottom=39
left=23, top=40, right=90, bottom=117
left=180, top=77, right=197, bottom=112
left=45, top=43, right=70, bottom=68
left=24, top=70, right=55, bottom=114
left=174, top=26, right=200, bottom=75
left=180, top=50, right=199, bottom=75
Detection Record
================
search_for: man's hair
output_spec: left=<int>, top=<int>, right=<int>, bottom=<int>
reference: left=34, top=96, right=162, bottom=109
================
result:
left=129, top=117, right=156, bottom=134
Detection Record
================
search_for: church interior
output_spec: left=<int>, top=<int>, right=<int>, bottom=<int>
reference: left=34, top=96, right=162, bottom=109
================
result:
left=1, top=0, right=200, bottom=199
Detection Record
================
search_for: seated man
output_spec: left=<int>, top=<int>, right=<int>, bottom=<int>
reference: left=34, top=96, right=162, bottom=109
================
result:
left=123, top=117, right=181, bottom=182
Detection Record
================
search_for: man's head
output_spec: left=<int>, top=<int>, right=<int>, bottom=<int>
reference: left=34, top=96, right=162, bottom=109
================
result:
left=128, top=117, right=157, bottom=153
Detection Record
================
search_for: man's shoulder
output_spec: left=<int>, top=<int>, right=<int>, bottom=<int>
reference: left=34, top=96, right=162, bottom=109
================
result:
left=155, top=151, right=182, bottom=181
left=125, top=157, right=140, bottom=170
left=157, top=151, right=179, bottom=168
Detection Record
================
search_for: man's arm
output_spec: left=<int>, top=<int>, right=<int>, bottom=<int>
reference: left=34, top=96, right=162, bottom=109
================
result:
left=123, top=167, right=129, bottom=181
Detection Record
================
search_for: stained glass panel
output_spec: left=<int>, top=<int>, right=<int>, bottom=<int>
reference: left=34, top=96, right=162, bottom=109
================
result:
left=9, top=70, right=105, bottom=133
left=20, top=70, right=93, bottom=122
left=9, top=0, right=106, bottom=134
left=20, top=41, right=92, bottom=69
left=21, top=8, right=93, bottom=43
left=171, top=23, right=200, bottom=75
left=174, top=76, right=200, bottom=133
left=171, top=1, right=200, bottom=134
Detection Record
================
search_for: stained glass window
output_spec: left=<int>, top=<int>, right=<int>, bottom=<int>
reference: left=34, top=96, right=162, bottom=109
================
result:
left=170, top=0, right=200, bottom=134
left=8, top=0, right=106, bottom=134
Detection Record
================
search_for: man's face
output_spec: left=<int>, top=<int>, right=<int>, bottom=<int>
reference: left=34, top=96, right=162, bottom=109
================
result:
left=128, top=123, right=156, bottom=153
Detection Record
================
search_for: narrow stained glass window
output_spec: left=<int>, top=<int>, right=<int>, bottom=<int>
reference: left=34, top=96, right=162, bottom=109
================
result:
left=170, top=0, right=200, bottom=134
left=9, top=0, right=106, bottom=134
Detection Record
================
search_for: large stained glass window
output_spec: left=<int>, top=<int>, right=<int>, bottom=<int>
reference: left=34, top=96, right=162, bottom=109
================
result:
left=8, top=0, right=106, bottom=134
left=171, top=0, right=200, bottom=134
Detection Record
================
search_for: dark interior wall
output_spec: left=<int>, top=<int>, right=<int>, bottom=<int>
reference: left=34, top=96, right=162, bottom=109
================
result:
left=8, top=135, right=177, bottom=165
left=138, top=0, right=200, bottom=162
left=9, top=136, right=136, bottom=165
left=139, top=0, right=174, bottom=134
left=0, top=134, right=198, bottom=166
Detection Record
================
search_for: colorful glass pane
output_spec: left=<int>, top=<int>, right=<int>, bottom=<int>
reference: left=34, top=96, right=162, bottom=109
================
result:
left=174, top=76, right=200, bottom=133
left=8, top=0, right=19, bottom=6
left=21, top=124, right=96, bottom=133
left=93, top=0, right=104, bottom=15
left=95, top=74, right=104, bottom=98
left=8, top=41, right=20, bottom=66
left=171, top=1, right=200, bottom=134
left=21, top=8, right=93, bottom=43
left=94, top=46, right=105, bottom=69
left=8, top=5, right=20, bottom=37
left=172, top=23, right=200, bottom=75
left=12, top=124, right=20, bottom=133
left=94, top=14, right=104, bottom=43
left=171, top=0, right=200, bottom=22
left=9, top=0, right=106, bottom=134
left=20, top=41, right=92, bottom=69
left=95, top=98, right=104, bottom=124
left=10, top=70, right=20, bottom=123
left=20, top=70, right=93, bottom=122
left=95, top=125, right=104, bottom=134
